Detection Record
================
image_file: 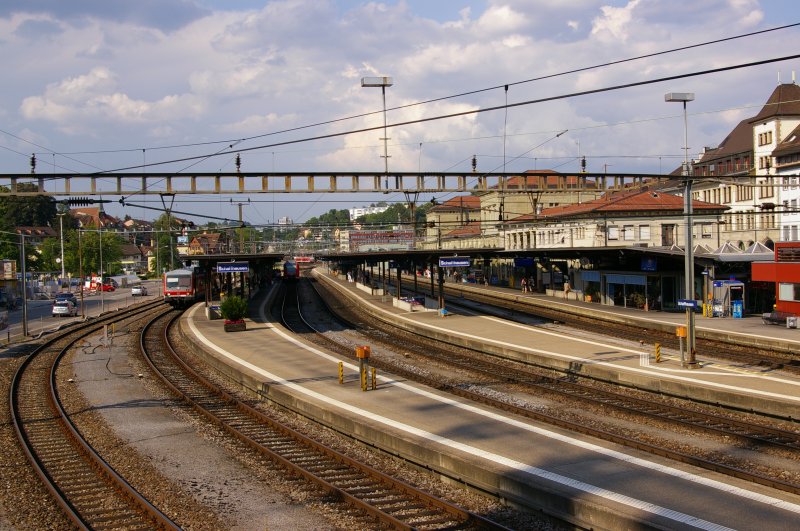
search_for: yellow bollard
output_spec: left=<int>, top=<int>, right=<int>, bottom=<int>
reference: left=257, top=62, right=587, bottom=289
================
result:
left=338, top=361, right=343, bottom=384
left=361, top=366, right=367, bottom=392
left=371, top=367, right=376, bottom=390
left=655, top=343, right=661, bottom=363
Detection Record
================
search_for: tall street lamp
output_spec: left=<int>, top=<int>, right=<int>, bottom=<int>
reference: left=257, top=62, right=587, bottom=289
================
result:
left=361, top=76, right=393, bottom=188
left=665, top=91, right=697, bottom=368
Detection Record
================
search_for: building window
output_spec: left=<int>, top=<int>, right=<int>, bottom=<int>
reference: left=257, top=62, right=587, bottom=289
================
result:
left=700, top=223, right=713, bottom=239
left=639, top=225, right=650, bottom=240
left=608, top=226, right=619, bottom=240
left=760, top=177, right=775, bottom=198
left=736, top=184, right=753, bottom=201
left=779, top=282, right=800, bottom=301
left=758, top=131, right=773, bottom=146
left=623, top=225, right=635, bottom=241
left=792, top=226, right=799, bottom=241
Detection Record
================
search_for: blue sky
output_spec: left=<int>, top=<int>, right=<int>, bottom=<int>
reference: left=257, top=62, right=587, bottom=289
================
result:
left=2, top=1, right=800, bottom=225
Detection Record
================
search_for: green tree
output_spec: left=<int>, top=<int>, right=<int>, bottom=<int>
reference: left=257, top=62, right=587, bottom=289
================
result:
left=0, top=183, right=58, bottom=227
left=152, top=213, right=179, bottom=273
left=305, top=208, right=350, bottom=227
left=77, top=228, right=123, bottom=277
left=0, top=217, right=18, bottom=262
left=359, top=203, right=410, bottom=226
left=33, top=237, right=61, bottom=273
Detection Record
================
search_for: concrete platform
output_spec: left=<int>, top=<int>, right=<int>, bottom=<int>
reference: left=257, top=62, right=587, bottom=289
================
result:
left=318, top=270, right=800, bottom=419
left=179, top=280, right=800, bottom=530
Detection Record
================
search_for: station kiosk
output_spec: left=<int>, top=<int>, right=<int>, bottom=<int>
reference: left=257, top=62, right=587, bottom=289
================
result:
left=711, top=280, right=745, bottom=318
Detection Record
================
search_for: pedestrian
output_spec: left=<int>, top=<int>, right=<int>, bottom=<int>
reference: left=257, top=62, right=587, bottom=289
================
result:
left=520, top=277, right=527, bottom=293
left=528, top=276, right=535, bottom=292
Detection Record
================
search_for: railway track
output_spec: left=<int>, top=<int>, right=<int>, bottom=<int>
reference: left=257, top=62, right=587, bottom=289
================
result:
left=431, top=280, right=800, bottom=375
left=143, top=297, right=505, bottom=530
left=9, top=300, right=179, bottom=530
left=299, top=276, right=800, bottom=497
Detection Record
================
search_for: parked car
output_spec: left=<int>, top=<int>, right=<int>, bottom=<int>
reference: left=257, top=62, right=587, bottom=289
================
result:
left=131, top=285, right=148, bottom=296
left=53, top=292, right=78, bottom=306
left=100, top=283, right=115, bottom=292
left=52, top=300, right=78, bottom=317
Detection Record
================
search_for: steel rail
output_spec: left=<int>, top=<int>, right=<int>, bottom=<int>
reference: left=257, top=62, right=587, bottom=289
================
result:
left=308, top=275, right=800, bottom=496
left=9, top=300, right=179, bottom=530
left=140, top=307, right=506, bottom=530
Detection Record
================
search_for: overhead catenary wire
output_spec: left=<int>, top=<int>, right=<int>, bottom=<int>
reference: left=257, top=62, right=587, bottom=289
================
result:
left=92, top=52, right=800, bottom=174
left=6, top=22, right=798, bottom=162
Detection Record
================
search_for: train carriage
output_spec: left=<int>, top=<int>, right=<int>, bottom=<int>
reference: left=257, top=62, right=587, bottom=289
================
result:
left=163, top=267, right=205, bottom=306
left=283, top=260, right=300, bottom=280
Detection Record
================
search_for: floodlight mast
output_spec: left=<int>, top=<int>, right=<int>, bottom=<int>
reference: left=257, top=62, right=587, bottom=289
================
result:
left=361, top=76, right=393, bottom=185
left=665, top=91, right=697, bottom=368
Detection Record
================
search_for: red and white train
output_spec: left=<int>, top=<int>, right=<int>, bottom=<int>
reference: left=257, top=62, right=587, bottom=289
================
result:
left=163, top=267, right=205, bottom=306
left=282, top=260, right=300, bottom=279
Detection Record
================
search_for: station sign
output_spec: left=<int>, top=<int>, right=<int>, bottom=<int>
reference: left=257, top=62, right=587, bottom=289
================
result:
left=439, top=257, right=470, bottom=268
left=677, top=299, right=698, bottom=309
left=217, top=261, right=249, bottom=273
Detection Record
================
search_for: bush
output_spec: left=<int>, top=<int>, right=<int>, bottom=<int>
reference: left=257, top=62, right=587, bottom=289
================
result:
left=220, top=295, right=248, bottom=322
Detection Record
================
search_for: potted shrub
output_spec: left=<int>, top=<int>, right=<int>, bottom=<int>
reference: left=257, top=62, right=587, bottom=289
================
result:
left=220, top=295, right=248, bottom=332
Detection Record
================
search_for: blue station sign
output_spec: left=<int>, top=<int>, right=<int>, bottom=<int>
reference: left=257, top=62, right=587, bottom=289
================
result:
left=439, top=257, right=470, bottom=268
left=677, top=299, right=698, bottom=309
left=217, top=261, right=249, bottom=273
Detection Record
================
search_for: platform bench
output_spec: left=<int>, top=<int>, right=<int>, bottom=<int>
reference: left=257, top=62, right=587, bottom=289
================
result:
left=761, top=311, right=797, bottom=326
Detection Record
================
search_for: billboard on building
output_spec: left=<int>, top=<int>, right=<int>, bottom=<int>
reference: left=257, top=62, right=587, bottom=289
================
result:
left=349, top=230, right=413, bottom=251
left=2, top=260, right=16, bottom=280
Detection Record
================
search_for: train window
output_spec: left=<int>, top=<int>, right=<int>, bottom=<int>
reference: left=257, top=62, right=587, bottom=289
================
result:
left=166, top=277, right=191, bottom=288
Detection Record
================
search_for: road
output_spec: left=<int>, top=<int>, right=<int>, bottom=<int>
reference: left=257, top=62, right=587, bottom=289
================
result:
left=2, top=280, right=162, bottom=345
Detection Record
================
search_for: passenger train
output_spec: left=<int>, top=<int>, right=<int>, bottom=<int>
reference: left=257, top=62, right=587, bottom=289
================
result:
left=283, top=260, right=300, bottom=279
left=163, top=267, right=205, bottom=307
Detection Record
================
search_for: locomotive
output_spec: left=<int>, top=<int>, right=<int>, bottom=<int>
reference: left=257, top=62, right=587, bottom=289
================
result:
left=283, top=260, right=300, bottom=279
left=163, top=267, right=205, bottom=306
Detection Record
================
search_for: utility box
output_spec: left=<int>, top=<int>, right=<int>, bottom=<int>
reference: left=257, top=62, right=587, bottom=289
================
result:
left=787, top=316, right=798, bottom=329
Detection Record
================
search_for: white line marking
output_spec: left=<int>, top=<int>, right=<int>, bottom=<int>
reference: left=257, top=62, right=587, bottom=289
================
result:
left=345, top=283, right=800, bottom=401
left=185, top=303, right=800, bottom=527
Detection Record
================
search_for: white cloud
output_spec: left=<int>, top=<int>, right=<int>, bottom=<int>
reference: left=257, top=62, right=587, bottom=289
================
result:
left=1, top=0, right=799, bottom=223
left=475, top=4, right=528, bottom=34
left=590, top=0, right=640, bottom=43
left=20, top=67, right=207, bottom=135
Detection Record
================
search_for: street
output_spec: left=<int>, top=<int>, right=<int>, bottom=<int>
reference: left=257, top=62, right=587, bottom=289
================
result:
left=1, top=280, right=161, bottom=345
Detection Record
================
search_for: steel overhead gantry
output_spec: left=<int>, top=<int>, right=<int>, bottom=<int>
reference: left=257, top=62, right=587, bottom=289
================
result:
left=0, top=171, right=670, bottom=197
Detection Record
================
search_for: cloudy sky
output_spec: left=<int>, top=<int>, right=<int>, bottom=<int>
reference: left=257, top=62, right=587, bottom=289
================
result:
left=1, top=0, right=799, bottom=226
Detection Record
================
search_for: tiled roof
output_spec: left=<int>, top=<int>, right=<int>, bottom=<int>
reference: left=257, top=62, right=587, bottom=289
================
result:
left=487, top=170, right=590, bottom=190
left=70, top=206, right=120, bottom=228
left=431, top=195, right=481, bottom=211
left=15, top=226, right=57, bottom=237
left=696, top=118, right=753, bottom=162
left=120, top=243, right=142, bottom=257
left=444, top=221, right=481, bottom=238
left=773, top=123, right=800, bottom=157
left=749, top=83, right=800, bottom=123
left=509, top=190, right=726, bottom=222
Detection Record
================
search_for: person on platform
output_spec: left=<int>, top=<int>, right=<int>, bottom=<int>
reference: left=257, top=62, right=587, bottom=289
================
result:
left=521, top=277, right=528, bottom=293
